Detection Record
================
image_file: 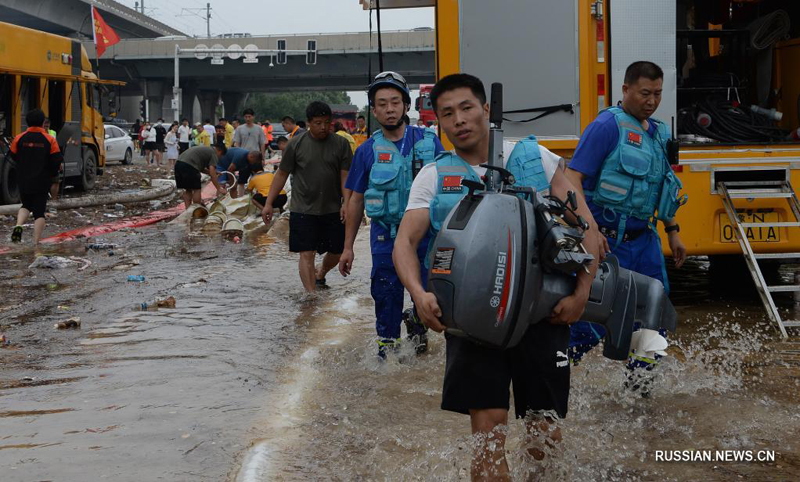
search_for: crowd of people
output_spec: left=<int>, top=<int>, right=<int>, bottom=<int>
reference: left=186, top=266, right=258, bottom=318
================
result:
left=8, top=63, right=684, bottom=480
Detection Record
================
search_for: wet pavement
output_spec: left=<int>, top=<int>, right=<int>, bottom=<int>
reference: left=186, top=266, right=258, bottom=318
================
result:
left=1, top=217, right=799, bottom=481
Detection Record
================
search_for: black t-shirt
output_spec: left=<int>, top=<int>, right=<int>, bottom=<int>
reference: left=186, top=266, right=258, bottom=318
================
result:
left=10, top=128, right=63, bottom=194
left=155, top=124, right=167, bottom=143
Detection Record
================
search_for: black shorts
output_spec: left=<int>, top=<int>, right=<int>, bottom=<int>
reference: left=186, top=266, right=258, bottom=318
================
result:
left=178, top=142, right=189, bottom=154
left=144, top=141, right=156, bottom=151
left=441, top=321, right=571, bottom=419
left=155, top=142, right=166, bottom=152
left=174, top=162, right=201, bottom=190
left=289, top=212, right=344, bottom=254
left=20, top=190, right=48, bottom=220
left=237, top=167, right=252, bottom=186
left=253, top=193, right=287, bottom=210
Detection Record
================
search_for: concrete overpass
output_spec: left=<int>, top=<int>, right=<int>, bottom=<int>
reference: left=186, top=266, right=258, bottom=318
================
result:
left=87, top=30, right=436, bottom=122
left=0, top=0, right=183, bottom=38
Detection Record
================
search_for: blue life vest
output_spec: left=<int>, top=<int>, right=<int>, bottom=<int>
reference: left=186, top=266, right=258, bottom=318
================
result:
left=585, top=106, right=686, bottom=246
left=364, top=127, right=438, bottom=236
left=427, top=136, right=551, bottom=264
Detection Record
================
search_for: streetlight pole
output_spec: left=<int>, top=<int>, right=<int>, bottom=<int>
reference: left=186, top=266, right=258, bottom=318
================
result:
left=173, top=45, right=180, bottom=122
left=206, top=3, right=211, bottom=38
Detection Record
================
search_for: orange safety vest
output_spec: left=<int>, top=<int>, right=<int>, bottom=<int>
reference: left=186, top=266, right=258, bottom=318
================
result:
left=352, top=127, right=369, bottom=148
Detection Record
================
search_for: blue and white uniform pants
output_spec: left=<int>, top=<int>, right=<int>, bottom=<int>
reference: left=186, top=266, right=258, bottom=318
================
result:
left=569, top=229, right=668, bottom=368
left=371, top=252, right=428, bottom=342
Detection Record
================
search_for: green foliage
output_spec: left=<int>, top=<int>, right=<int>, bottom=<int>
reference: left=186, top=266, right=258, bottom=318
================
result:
left=245, top=91, right=353, bottom=122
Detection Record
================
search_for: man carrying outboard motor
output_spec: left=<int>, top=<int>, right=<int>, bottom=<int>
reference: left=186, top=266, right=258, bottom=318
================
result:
left=393, top=74, right=602, bottom=479
left=395, top=73, right=679, bottom=479
left=339, top=72, right=445, bottom=359
left=565, top=61, right=687, bottom=387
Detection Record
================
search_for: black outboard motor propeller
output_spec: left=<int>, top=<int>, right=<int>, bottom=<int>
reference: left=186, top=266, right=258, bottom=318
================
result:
left=427, top=83, right=677, bottom=359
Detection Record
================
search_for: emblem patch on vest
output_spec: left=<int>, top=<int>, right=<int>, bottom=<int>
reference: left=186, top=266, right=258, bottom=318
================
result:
left=442, top=175, right=463, bottom=192
left=377, top=152, right=392, bottom=163
left=626, top=131, right=642, bottom=148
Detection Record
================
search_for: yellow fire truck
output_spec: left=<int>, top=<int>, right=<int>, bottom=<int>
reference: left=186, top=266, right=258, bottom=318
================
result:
left=0, top=21, right=123, bottom=204
left=423, top=0, right=800, bottom=334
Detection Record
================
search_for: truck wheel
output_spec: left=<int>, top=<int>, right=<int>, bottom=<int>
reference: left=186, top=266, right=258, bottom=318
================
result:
left=0, top=156, right=20, bottom=204
left=78, top=149, right=97, bottom=191
left=122, top=148, right=132, bottom=165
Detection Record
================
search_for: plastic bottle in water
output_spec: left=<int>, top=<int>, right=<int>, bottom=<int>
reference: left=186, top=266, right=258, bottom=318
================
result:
left=134, top=302, right=157, bottom=311
left=127, top=275, right=146, bottom=282
left=86, top=243, right=116, bottom=251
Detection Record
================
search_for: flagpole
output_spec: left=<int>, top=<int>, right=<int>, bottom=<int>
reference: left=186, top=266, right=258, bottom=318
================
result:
left=91, top=6, right=100, bottom=78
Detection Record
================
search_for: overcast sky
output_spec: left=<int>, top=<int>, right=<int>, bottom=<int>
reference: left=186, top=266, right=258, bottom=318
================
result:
left=115, top=1, right=435, bottom=112
left=117, top=1, right=434, bottom=37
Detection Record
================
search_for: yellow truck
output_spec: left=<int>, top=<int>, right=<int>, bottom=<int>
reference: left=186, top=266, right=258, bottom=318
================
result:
left=0, top=21, right=123, bottom=204
left=421, top=0, right=800, bottom=334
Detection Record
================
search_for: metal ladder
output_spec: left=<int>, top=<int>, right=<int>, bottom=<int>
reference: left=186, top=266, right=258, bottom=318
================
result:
left=718, top=180, right=800, bottom=338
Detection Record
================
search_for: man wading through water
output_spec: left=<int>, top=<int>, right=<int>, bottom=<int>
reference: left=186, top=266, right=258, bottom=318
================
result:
left=565, top=61, right=687, bottom=393
left=393, top=74, right=601, bottom=479
left=262, top=101, right=353, bottom=292
left=339, top=71, right=445, bottom=359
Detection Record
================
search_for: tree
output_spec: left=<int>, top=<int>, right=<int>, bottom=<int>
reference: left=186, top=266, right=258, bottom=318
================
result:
left=245, top=91, right=353, bottom=122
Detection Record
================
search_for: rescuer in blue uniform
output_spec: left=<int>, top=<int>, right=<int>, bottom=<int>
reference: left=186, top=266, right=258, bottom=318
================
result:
left=565, top=61, right=688, bottom=378
left=339, top=71, right=445, bottom=358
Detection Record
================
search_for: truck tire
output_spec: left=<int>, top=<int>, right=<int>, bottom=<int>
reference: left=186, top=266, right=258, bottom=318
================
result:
left=122, top=148, right=132, bottom=165
left=78, top=149, right=97, bottom=192
left=0, top=155, right=20, bottom=205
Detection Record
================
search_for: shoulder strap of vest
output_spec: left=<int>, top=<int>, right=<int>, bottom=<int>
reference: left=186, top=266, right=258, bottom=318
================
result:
left=414, top=128, right=438, bottom=153
left=434, top=151, right=459, bottom=166
left=514, top=134, right=541, bottom=154
left=434, top=152, right=481, bottom=180
left=421, top=129, right=437, bottom=142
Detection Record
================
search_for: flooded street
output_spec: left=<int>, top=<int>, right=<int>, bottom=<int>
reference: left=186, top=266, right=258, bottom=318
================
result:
left=1, top=221, right=799, bottom=481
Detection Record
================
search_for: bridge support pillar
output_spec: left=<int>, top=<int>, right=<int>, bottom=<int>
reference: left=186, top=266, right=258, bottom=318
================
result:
left=197, top=90, right=219, bottom=124
left=221, top=92, right=245, bottom=120
left=180, top=82, right=199, bottom=124
left=143, top=80, right=166, bottom=122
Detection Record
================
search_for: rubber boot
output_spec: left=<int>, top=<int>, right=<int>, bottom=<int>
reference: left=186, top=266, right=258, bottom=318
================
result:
left=402, top=308, right=428, bottom=355
left=377, top=338, right=400, bottom=360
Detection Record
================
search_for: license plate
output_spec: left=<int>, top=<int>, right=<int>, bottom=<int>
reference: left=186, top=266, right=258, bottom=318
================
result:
left=719, top=211, right=780, bottom=243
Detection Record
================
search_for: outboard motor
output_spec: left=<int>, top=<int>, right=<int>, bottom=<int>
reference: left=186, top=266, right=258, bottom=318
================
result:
left=427, top=84, right=677, bottom=360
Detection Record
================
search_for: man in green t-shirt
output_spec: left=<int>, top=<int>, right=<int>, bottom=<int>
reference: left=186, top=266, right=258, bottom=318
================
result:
left=174, top=145, right=227, bottom=210
left=261, top=101, right=353, bottom=292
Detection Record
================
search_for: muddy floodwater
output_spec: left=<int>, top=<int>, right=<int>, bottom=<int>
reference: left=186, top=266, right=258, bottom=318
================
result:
left=1, top=220, right=799, bottom=481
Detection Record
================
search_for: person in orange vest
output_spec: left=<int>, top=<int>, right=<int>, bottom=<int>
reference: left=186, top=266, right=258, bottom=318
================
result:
left=352, top=114, right=369, bottom=148
left=262, top=119, right=274, bottom=142
left=9, top=109, right=63, bottom=245
left=262, top=119, right=274, bottom=155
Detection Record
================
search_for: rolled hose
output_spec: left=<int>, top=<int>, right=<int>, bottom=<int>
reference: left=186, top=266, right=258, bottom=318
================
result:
left=748, top=10, right=790, bottom=50
left=679, top=98, right=789, bottom=143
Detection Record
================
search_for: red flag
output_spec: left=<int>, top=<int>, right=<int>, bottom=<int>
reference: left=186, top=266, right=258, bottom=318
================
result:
left=91, top=6, right=120, bottom=58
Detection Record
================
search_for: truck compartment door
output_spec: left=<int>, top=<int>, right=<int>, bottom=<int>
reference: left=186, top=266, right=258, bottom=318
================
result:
left=58, top=122, right=82, bottom=178
left=609, top=0, right=677, bottom=125
left=458, top=0, right=581, bottom=139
